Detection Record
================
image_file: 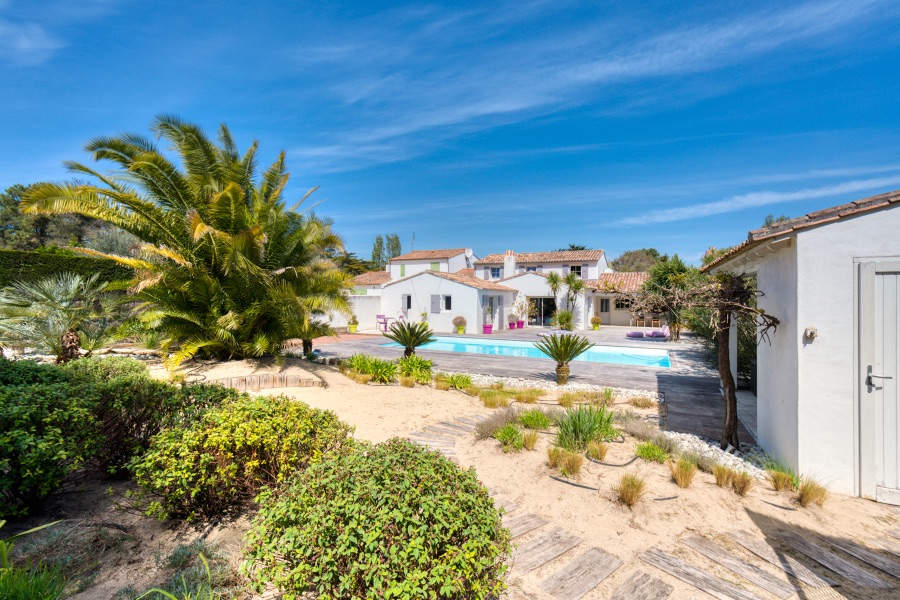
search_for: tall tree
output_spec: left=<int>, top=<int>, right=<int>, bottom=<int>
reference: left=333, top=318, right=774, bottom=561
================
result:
left=385, top=233, right=402, bottom=260
left=0, top=184, right=98, bottom=250
left=371, top=235, right=385, bottom=269
left=22, top=115, right=352, bottom=369
left=610, top=248, right=667, bottom=272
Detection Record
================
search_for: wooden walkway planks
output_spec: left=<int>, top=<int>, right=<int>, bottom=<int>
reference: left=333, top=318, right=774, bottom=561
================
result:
left=539, top=547, right=623, bottom=600
left=209, top=373, right=325, bottom=390
left=494, top=497, right=519, bottom=513
left=829, top=538, right=900, bottom=579
left=682, top=536, right=797, bottom=599
left=505, top=513, right=548, bottom=538
left=609, top=570, right=673, bottom=600
left=729, top=530, right=837, bottom=588
left=640, top=548, right=763, bottom=600
left=778, top=530, right=892, bottom=589
left=513, top=527, right=582, bottom=573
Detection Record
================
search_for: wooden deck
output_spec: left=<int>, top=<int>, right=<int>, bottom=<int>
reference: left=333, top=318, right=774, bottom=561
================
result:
left=309, top=326, right=752, bottom=445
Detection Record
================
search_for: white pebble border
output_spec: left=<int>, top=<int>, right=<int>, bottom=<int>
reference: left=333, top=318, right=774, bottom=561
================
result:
left=437, top=369, right=767, bottom=478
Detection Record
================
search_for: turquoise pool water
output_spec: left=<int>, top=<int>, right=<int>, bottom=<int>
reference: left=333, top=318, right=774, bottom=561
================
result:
left=382, top=336, right=671, bottom=368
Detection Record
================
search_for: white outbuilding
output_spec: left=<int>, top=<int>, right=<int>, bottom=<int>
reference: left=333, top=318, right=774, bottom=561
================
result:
left=705, top=190, right=900, bottom=502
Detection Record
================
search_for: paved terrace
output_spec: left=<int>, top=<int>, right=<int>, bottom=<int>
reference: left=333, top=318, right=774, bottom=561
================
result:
left=311, top=325, right=752, bottom=444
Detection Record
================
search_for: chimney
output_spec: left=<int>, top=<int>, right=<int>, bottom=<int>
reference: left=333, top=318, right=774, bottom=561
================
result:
left=503, top=250, right=516, bottom=278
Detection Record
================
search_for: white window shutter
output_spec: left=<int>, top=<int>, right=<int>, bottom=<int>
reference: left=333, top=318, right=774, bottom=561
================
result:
left=430, top=295, right=441, bottom=313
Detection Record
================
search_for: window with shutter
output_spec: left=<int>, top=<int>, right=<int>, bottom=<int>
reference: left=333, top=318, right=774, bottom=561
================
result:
left=430, top=295, right=441, bottom=313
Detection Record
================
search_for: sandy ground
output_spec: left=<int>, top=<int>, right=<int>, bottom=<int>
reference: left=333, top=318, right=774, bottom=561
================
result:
left=15, top=357, right=900, bottom=599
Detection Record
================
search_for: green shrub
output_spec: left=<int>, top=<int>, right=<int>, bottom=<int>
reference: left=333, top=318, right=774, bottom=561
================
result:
left=0, top=357, right=69, bottom=386
left=243, top=439, right=511, bottom=599
left=519, top=409, right=552, bottom=430
left=474, top=408, right=519, bottom=440
left=556, top=405, right=617, bottom=452
left=64, top=356, right=149, bottom=383
left=494, top=424, right=524, bottom=452
left=367, top=358, right=398, bottom=384
left=132, top=396, right=352, bottom=520
left=635, top=441, right=669, bottom=463
left=446, top=373, right=473, bottom=389
left=398, top=355, right=433, bottom=384
left=344, top=353, right=373, bottom=374
left=0, top=383, right=100, bottom=516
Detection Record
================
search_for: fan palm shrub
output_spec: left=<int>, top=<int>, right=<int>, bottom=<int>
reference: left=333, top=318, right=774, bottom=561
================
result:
left=22, top=115, right=351, bottom=369
left=383, top=321, right=435, bottom=358
left=533, top=333, right=594, bottom=384
left=0, top=272, right=126, bottom=363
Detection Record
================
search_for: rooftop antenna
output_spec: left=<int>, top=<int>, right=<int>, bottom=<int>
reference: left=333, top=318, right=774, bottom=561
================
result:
left=411, top=232, right=415, bottom=251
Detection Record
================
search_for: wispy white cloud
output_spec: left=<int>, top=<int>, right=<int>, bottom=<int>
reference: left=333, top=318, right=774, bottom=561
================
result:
left=286, top=0, right=893, bottom=172
left=0, top=19, right=61, bottom=65
left=615, top=175, right=900, bottom=225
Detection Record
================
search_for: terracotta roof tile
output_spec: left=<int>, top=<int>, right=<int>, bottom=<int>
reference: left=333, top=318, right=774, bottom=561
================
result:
left=383, top=270, right=516, bottom=291
left=585, top=272, right=648, bottom=293
left=499, top=271, right=548, bottom=282
left=391, top=248, right=467, bottom=261
left=455, top=268, right=475, bottom=277
left=351, top=271, right=391, bottom=286
left=702, top=189, right=900, bottom=272
left=475, top=249, right=605, bottom=265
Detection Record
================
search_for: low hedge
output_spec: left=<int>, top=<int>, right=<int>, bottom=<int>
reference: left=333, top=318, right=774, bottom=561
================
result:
left=243, top=438, right=511, bottom=599
left=0, top=382, right=101, bottom=516
left=0, top=248, right=133, bottom=288
left=132, top=395, right=353, bottom=520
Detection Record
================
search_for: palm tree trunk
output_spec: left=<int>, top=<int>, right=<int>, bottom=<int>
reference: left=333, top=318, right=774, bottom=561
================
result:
left=556, top=364, right=570, bottom=385
left=58, top=329, right=81, bottom=364
left=302, top=339, right=313, bottom=355
left=404, top=347, right=413, bottom=358
left=717, top=311, right=740, bottom=450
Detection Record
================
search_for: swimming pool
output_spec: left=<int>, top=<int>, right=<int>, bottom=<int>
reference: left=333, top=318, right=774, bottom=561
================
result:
left=382, top=336, right=671, bottom=368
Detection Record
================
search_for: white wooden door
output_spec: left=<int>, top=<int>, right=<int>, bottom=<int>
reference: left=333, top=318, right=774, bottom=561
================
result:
left=860, top=261, right=900, bottom=504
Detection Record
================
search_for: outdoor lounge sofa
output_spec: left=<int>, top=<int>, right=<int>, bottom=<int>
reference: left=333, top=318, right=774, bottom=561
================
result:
left=627, top=324, right=670, bottom=340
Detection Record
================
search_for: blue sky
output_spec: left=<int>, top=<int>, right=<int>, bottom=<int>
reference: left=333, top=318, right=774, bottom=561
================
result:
left=2, top=0, right=899, bottom=264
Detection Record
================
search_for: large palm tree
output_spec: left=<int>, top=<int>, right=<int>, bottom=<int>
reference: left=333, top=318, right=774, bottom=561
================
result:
left=22, top=115, right=351, bottom=368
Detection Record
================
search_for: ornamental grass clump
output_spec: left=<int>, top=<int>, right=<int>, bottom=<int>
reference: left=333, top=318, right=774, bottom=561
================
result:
left=556, top=405, right=617, bottom=452
left=398, top=355, right=433, bottom=384
left=627, top=396, right=656, bottom=409
left=559, top=451, right=584, bottom=478
left=522, top=431, right=539, bottom=451
left=547, top=447, right=564, bottom=469
left=474, top=409, right=518, bottom=441
left=132, top=396, right=352, bottom=520
left=731, top=471, right=754, bottom=497
left=399, top=376, right=416, bottom=388
left=533, top=333, right=594, bottom=385
left=713, top=465, right=734, bottom=488
left=797, top=478, right=828, bottom=508
left=512, top=388, right=544, bottom=404
left=446, top=373, right=473, bottom=389
left=668, top=458, right=698, bottom=488
left=614, top=473, right=646, bottom=507
left=767, top=469, right=796, bottom=492
left=635, top=441, right=669, bottom=464
left=479, top=389, right=510, bottom=409
left=587, top=440, right=608, bottom=461
left=243, top=439, right=511, bottom=599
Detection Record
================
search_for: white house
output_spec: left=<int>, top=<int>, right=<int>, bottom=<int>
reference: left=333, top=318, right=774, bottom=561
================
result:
left=338, top=247, right=651, bottom=333
left=704, top=190, right=900, bottom=502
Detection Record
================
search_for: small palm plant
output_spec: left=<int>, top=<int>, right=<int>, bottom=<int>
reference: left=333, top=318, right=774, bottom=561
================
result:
left=383, top=321, right=436, bottom=358
left=533, top=333, right=594, bottom=384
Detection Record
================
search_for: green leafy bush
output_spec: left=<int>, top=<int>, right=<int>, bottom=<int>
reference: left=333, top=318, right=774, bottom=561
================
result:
left=132, top=396, right=352, bottom=520
left=0, top=357, right=70, bottom=386
left=556, top=405, right=617, bottom=452
left=519, top=409, right=552, bottom=430
left=344, top=353, right=373, bottom=373
left=243, top=439, right=510, bottom=599
left=367, top=357, right=398, bottom=384
left=64, top=356, right=149, bottom=383
left=0, top=383, right=100, bottom=516
left=635, top=441, right=669, bottom=463
left=398, top=355, right=433, bottom=384
left=494, top=424, right=524, bottom=452
left=446, top=373, right=473, bottom=389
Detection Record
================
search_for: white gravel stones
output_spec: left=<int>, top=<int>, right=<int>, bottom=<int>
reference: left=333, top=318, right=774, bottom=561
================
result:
left=657, top=430, right=766, bottom=479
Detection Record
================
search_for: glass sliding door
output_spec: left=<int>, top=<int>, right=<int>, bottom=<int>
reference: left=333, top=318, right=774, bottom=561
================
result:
left=528, top=297, right=557, bottom=326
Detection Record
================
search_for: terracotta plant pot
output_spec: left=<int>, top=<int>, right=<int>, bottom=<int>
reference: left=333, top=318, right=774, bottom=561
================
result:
left=517, top=320, right=525, bottom=328
left=483, top=324, right=493, bottom=334
left=348, top=324, right=358, bottom=333
left=456, top=326, right=465, bottom=334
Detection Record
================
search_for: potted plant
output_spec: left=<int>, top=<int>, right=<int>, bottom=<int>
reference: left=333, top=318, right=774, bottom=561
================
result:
left=482, top=305, right=493, bottom=335
left=507, top=310, right=518, bottom=329
left=513, top=297, right=528, bottom=329
left=590, top=315, right=601, bottom=331
left=348, top=314, right=358, bottom=333
left=452, top=315, right=466, bottom=334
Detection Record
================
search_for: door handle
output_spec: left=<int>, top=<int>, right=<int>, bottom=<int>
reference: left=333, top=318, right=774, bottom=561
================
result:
left=867, top=365, right=894, bottom=388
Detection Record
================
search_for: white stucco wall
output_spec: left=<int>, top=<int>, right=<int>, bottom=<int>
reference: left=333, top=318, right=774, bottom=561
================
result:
left=793, top=209, right=900, bottom=494
left=500, top=273, right=589, bottom=329
left=382, top=274, right=498, bottom=334
left=756, top=242, right=800, bottom=473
